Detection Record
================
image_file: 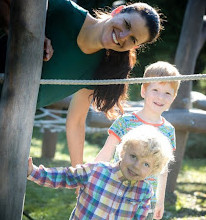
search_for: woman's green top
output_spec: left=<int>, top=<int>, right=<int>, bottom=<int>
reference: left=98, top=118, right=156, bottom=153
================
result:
left=37, top=0, right=104, bottom=108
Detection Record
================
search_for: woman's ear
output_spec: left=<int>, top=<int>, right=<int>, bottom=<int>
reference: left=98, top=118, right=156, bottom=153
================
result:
left=141, top=84, right=146, bottom=99
left=111, top=5, right=126, bottom=17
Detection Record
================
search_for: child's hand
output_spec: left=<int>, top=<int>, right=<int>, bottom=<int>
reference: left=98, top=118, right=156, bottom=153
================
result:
left=27, top=157, right=34, bottom=177
left=153, top=202, right=164, bottom=219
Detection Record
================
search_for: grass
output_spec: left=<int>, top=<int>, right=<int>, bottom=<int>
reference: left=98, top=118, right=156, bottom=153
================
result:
left=23, top=129, right=206, bottom=220
left=163, top=159, right=206, bottom=220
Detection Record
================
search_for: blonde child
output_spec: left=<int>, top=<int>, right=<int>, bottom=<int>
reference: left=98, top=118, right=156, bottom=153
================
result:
left=95, top=61, right=181, bottom=219
left=27, top=125, right=174, bottom=220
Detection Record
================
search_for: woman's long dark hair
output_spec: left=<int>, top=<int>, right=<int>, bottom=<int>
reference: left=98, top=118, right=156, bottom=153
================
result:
left=92, top=49, right=136, bottom=119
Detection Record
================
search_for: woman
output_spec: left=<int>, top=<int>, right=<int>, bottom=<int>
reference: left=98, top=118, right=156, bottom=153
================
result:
left=38, top=0, right=163, bottom=167
left=0, top=0, right=163, bottom=167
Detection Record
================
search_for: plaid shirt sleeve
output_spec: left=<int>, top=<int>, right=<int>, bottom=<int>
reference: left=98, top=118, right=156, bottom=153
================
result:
left=27, top=163, right=95, bottom=189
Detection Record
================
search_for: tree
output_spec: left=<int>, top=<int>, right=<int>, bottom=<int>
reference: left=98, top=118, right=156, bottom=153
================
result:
left=166, top=0, right=206, bottom=193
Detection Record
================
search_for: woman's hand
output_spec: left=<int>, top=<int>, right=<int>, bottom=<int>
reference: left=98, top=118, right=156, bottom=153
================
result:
left=43, top=37, right=54, bottom=61
left=27, top=157, right=34, bottom=177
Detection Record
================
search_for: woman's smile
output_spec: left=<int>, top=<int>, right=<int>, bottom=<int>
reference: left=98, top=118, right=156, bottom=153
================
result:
left=112, top=30, right=119, bottom=45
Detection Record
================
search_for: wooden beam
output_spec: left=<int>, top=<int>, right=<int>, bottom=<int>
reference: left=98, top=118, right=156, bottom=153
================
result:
left=191, top=91, right=206, bottom=111
left=86, top=107, right=206, bottom=134
left=0, top=0, right=47, bottom=219
left=163, top=109, right=206, bottom=133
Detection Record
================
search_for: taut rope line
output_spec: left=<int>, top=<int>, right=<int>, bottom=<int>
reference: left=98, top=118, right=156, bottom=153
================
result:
left=0, top=73, right=206, bottom=85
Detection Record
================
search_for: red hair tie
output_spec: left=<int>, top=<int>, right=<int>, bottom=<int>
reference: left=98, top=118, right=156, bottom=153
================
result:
left=111, top=5, right=126, bottom=17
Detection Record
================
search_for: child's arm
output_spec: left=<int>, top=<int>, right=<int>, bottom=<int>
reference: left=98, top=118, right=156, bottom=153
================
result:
left=94, top=134, right=120, bottom=162
left=27, top=157, right=93, bottom=189
left=153, top=171, right=168, bottom=219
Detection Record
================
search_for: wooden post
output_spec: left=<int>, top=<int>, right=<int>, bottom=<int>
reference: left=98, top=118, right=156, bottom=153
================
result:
left=0, top=0, right=47, bottom=219
left=41, top=97, right=72, bottom=159
left=42, top=128, right=58, bottom=158
left=167, top=0, right=206, bottom=193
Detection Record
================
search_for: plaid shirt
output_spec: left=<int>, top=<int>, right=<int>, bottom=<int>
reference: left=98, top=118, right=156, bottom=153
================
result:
left=28, top=162, right=153, bottom=219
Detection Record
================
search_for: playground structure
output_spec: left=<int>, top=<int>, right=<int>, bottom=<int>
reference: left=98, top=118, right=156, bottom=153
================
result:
left=0, top=0, right=205, bottom=219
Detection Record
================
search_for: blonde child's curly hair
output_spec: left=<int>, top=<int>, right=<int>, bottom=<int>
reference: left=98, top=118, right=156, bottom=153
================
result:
left=117, top=125, right=175, bottom=175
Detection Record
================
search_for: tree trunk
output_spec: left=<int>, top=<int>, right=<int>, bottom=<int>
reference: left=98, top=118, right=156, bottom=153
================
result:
left=0, top=0, right=47, bottom=219
left=166, top=0, right=206, bottom=193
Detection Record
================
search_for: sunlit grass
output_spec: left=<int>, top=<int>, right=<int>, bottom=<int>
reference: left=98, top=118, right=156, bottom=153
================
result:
left=163, top=159, right=206, bottom=220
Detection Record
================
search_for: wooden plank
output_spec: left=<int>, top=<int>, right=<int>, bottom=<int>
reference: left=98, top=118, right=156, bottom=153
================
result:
left=0, top=0, right=47, bottom=219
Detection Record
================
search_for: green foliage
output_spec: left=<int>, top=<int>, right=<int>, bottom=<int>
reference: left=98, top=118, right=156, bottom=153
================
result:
left=128, top=84, right=142, bottom=101
left=85, top=132, right=108, bottom=147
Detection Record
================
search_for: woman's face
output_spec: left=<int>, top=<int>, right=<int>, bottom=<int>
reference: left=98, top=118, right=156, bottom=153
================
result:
left=101, top=12, right=150, bottom=52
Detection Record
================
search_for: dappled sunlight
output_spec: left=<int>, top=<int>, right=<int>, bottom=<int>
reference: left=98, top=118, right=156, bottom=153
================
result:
left=168, top=159, right=206, bottom=220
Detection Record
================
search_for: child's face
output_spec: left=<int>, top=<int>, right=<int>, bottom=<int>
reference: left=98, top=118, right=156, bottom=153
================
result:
left=141, top=82, right=175, bottom=115
left=120, top=143, right=155, bottom=181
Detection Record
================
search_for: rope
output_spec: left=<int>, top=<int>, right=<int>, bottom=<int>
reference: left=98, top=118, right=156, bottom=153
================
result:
left=36, top=74, right=206, bottom=85
left=0, top=73, right=206, bottom=85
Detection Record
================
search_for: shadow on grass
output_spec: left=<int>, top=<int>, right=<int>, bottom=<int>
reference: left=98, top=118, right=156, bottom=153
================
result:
left=175, top=208, right=206, bottom=218
left=164, top=189, right=206, bottom=219
left=177, top=188, right=206, bottom=196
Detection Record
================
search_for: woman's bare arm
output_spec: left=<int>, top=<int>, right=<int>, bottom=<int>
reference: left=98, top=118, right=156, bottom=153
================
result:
left=66, top=88, right=93, bottom=166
